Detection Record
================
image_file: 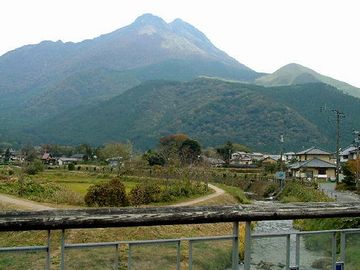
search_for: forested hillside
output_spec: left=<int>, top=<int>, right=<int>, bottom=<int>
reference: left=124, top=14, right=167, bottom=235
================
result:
left=26, top=79, right=360, bottom=152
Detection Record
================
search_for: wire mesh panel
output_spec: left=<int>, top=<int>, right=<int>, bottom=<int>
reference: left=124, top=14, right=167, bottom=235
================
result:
left=251, top=236, right=288, bottom=270
left=0, top=250, right=47, bottom=270
left=128, top=241, right=180, bottom=270
left=0, top=230, right=50, bottom=270
left=189, top=239, right=232, bottom=270
left=65, top=245, right=119, bottom=270
left=298, top=233, right=333, bottom=270
left=344, top=232, right=360, bottom=270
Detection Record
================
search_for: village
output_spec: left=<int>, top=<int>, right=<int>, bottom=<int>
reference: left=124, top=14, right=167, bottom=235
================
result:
left=1, top=143, right=358, bottom=182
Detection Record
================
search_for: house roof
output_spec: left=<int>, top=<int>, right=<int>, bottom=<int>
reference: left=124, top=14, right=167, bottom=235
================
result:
left=41, top=153, right=52, bottom=160
left=263, top=155, right=280, bottom=161
left=340, top=145, right=357, bottom=156
left=70, top=154, right=86, bottom=159
left=296, top=147, right=332, bottom=156
left=59, top=157, right=79, bottom=162
left=289, top=158, right=336, bottom=170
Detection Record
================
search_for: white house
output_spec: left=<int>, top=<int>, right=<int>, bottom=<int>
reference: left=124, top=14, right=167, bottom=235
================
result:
left=340, top=145, right=358, bottom=163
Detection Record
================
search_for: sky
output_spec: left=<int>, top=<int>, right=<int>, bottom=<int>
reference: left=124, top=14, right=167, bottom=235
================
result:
left=1, top=0, right=360, bottom=87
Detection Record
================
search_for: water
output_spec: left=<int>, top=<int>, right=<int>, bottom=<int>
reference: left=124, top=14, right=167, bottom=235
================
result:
left=236, top=184, right=359, bottom=270
left=237, top=202, right=331, bottom=270
left=249, top=219, right=327, bottom=270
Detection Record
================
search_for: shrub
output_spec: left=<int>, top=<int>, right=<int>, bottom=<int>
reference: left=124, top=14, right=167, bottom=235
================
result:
left=23, top=160, right=44, bottom=175
left=84, top=178, right=129, bottom=207
left=68, top=163, right=75, bottom=171
left=129, top=182, right=161, bottom=206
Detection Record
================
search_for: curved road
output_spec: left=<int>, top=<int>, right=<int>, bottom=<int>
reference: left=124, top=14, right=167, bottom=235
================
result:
left=172, top=183, right=225, bottom=206
left=0, top=184, right=225, bottom=210
left=0, top=193, right=54, bottom=210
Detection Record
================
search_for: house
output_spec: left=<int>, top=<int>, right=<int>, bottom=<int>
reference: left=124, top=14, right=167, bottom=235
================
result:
left=284, top=152, right=296, bottom=163
left=70, top=154, right=87, bottom=161
left=201, top=156, right=225, bottom=167
left=231, top=152, right=253, bottom=165
left=296, top=147, right=333, bottom=162
left=106, top=157, right=124, bottom=167
left=58, top=157, right=81, bottom=166
left=261, top=155, right=280, bottom=165
left=288, top=158, right=336, bottom=180
left=340, top=145, right=359, bottom=163
left=41, top=153, right=56, bottom=165
left=248, top=152, right=264, bottom=161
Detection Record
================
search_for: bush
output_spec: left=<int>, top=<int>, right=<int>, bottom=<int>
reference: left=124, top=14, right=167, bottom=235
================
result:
left=129, top=182, right=161, bottom=206
left=23, top=160, right=44, bottom=175
left=68, top=163, right=75, bottom=171
left=279, top=181, right=332, bottom=203
left=84, top=178, right=129, bottom=207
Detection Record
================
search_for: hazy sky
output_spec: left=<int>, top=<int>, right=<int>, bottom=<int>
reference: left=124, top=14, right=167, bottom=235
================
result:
left=1, top=0, right=360, bottom=87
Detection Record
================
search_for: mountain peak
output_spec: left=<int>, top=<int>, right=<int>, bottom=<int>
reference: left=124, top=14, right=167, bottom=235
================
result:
left=255, top=62, right=360, bottom=98
left=133, top=13, right=168, bottom=28
left=277, top=63, right=313, bottom=73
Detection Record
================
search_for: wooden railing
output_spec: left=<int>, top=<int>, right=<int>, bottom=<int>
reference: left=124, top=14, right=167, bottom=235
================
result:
left=0, top=202, right=359, bottom=270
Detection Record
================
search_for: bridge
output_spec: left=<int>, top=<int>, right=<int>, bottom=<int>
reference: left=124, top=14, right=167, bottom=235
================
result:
left=0, top=202, right=359, bottom=269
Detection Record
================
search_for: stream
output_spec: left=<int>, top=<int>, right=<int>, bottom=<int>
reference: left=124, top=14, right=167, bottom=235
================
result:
left=240, top=203, right=327, bottom=270
left=237, top=183, right=359, bottom=270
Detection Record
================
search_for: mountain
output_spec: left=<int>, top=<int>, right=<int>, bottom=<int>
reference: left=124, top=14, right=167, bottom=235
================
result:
left=27, top=78, right=360, bottom=152
left=0, top=14, right=260, bottom=126
left=1, top=14, right=360, bottom=151
left=255, top=63, right=360, bottom=98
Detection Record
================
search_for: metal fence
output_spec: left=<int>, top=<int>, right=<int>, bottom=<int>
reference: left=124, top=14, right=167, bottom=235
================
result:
left=0, top=203, right=359, bottom=269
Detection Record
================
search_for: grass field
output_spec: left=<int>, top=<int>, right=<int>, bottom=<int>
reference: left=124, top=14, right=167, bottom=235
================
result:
left=0, top=190, right=243, bottom=270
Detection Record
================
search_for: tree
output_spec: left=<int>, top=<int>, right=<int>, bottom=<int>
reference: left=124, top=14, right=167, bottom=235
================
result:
left=84, top=178, right=129, bottom=207
left=179, top=139, right=201, bottom=164
left=342, top=159, right=359, bottom=188
left=98, top=142, right=132, bottom=161
left=232, top=143, right=251, bottom=153
left=42, top=144, right=75, bottom=157
left=216, top=141, right=234, bottom=165
left=21, top=144, right=37, bottom=162
left=4, top=148, right=11, bottom=163
left=75, top=144, right=93, bottom=161
left=143, top=150, right=166, bottom=166
left=23, top=159, right=44, bottom=175
left=159, top=134, right=189, bottom=164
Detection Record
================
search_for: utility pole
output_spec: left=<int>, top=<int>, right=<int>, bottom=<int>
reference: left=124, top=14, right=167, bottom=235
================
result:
left=280, top=134, right=284, bottom=171
left=354, top=130, right=360, bottom=189
left=333, top=109, right=345, bottom=184
left=321, top=105, right=345, bottom=184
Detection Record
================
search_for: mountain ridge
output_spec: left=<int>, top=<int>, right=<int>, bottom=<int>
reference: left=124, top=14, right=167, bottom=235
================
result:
left=255, top=63, right=360, bottom=98
left=25, top=78, right=360, bottom=152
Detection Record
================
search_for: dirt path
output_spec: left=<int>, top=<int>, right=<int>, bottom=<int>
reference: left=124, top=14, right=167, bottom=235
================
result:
left=172, top=183, right=225, bottom=206
left=0, top=193, right=54, bottom=210
left=0, top=183, right=225, bottom=210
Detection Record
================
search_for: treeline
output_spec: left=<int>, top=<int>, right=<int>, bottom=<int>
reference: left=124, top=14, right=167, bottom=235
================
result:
left=1, top=133, right=252, bottom=167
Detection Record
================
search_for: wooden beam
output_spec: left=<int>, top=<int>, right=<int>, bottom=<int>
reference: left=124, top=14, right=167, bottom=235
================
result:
left=0, top=202, right=359, bottom=231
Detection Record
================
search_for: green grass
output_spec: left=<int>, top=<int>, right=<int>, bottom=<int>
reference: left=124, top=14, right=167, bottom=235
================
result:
left=279, top=181, right=333, bottom=203
left=214, top=183, right=250, bottom=204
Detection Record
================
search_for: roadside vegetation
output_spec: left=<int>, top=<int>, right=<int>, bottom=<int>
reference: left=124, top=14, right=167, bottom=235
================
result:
left=279, top=181, right=360, bottom=269
left=278, top=181, right=332, bottom=203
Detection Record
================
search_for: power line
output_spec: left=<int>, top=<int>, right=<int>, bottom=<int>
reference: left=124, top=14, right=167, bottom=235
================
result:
left=320, top=106, right=345, bottom=183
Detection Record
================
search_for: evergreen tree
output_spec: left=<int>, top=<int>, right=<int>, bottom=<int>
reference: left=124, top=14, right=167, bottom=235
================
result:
left=4, top=148, right=11, bottom=163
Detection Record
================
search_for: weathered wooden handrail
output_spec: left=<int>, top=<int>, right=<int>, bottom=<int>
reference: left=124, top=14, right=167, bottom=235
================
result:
left=1, top=202, right=360, bottom=231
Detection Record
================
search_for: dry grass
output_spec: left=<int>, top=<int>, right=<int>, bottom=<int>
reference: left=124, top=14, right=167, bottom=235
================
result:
left=0, top=189, right=246, bottom=269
